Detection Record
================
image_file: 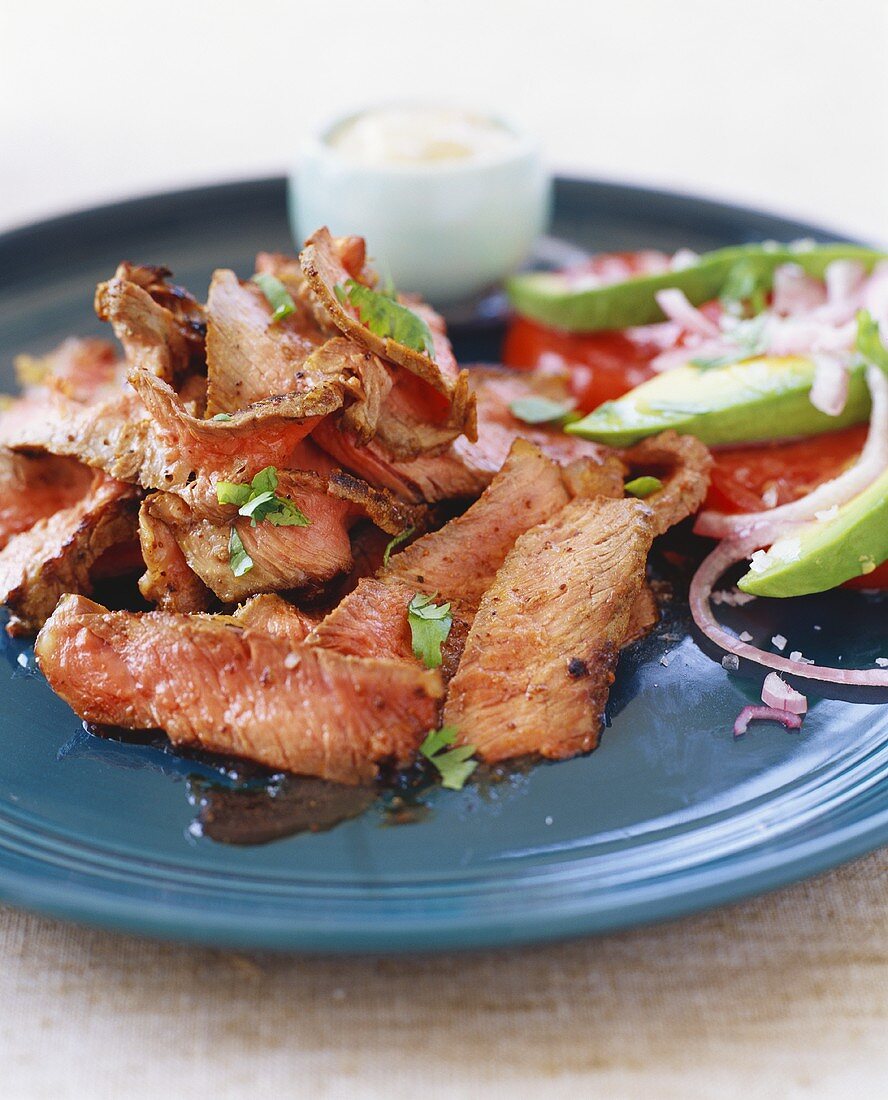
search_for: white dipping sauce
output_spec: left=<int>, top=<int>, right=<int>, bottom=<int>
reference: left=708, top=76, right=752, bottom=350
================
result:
left=328, top=107, right=518, bottom=167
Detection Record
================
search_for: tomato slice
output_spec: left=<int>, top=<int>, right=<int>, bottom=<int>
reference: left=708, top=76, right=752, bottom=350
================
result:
left=706, top=426, right=869, bottom=514
left=502, top=318, right=660, bottom=410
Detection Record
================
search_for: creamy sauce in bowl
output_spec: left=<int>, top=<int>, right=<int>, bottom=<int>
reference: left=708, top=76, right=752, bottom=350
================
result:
left=328, top=106, right=519, bottom=167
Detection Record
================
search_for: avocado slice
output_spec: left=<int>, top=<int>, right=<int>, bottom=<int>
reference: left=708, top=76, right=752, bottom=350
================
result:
left=565, top=356, right=871, bottom=447
left=737, top=466, right=888, bottom=597
left=506, top=243, right=886, bottom=333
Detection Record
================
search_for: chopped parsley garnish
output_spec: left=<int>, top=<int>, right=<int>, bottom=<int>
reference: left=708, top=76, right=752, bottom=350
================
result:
left=218, top=468, right=309, bottom=572
left=719, top=258, right=770, bottom=317
left=228, top=527, right=253, bottom=577
left=691, top=315, right=769, bottom=370
left=251, top=273, right=296, bottom=324
left=855, top=309, right=888, bottom=372
left=508, top=395, right=578, bottom=424
left=211, top=412, right=233, bottom=422
left=335, top=278, right=435, bottom=359
left=382, top=525, right=415, bottom=566
left=407, top=592, right=452, bottom=669
left=217, top=467, right=309, bottom=529
left=624, top=475, right=663, bottom=499
left=419, top=725, right=478, bottom=790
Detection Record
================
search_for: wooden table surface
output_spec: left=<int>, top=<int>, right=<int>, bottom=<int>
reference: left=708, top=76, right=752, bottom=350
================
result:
left=2, top=847, right=886, bottom=1099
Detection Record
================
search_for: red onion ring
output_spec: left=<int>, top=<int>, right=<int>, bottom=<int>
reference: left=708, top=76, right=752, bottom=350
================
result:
left=734, top=705, right=804, bottom=737
left=688, top=537, right=888, bottom=688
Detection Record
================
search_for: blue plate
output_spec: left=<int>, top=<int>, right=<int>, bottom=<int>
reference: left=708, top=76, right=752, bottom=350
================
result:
left=0, top=177, right=886, bottom=953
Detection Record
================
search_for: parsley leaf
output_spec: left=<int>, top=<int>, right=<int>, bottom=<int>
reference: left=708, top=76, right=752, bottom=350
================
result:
left=407, top=592, right=452, bottom=669
left=855, top=309, right=888, bottom=373
left=335, top=279, right=435, bottom=359
left=217, top=466, right=310, bottom=568
left=251, top=273, right=296, bottom=324
left=211, top=412, right=233, bottom=422
left=624, top=475, right=663, bottom=499
left=509, top=396, right=577, bottom=424
left=382, top=525, right=415, bottom=566
left=216, top=481, right=251, bottom=507
left=228, top=526, right=253, bottom=577
left=719, top=258, right=770, bottom=317
left=420, top=725, right=478, bottom=790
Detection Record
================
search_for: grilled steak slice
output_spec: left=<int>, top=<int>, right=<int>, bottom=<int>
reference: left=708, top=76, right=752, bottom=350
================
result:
left=95, top=263, right=205, bottom=382
left=314, top=364, right=620, bottom=503
left=10, top=337, right=124, bottom=404
left=385, top=439, right=573, bottom=612
left=443, top=497, right=655, bottom=762
left=36, top=595, right=443, bottom=784
left=230, top=594, right=317, bottom=642
left=309, top=440, right=588, bottom=671
left=624, top=430, right=712, bottom=535
left=205, top=269, right=335, bottom=414
left=142, top=449, right=421, bottom=605
left=300, top=228, right=476, bottom=446
left=0, top=451, right=93, bottom=550
left=138, top=501, right=212, bottom=613
left=0, top=369, right=335, bottom=493
left=0, top=477, right=140, bottom=635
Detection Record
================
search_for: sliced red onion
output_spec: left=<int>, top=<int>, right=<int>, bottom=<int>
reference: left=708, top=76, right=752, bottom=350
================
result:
left=809, top=353, right=850, bottom=416
left=689, top=537, right=888, bottom=688
left=655, top=289, right=720, bottom=338
left=773, top=263, right=826, bottom=315
left=695, top=364, right=888, bottom=542
left=734, top=705, right=804, bottom=737
left=761, top=672, right=808, bottom=713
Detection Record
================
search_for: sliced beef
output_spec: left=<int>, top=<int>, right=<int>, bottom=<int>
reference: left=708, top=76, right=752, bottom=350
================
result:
left=142, top=450, right=421, bottom=605
left=308, top=440, right=587, bottom=672
left=205, top=269, right=329, bottom=414
left=0, top=477, right=140, bottom=635
left=229, top=594, right=317, bottom=642
left=36, top=595, right=443, bottom=784
left=138, top=501, right=212, bottom=613
left=624, top=430, right=712, bottom=535
left=300, top=228, right=476, bottom=446
left=11, top=337, right=124, bottom=404
left=385, top=439, right=574, bottom=612
left=314, top=364, right=621, bottom=503
left=0, top=451, right=93, bottom=550
left=95, top=263, right=205, bottom=382
left=443, top=496, right=655, bottom=763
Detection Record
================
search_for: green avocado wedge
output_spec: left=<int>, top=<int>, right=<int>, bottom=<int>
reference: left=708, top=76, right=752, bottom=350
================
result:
left=737, top=466, right=888, bottom=597
left=506, top=243, right=886, bottom=332
left=565, top=355, right=871, bottom=447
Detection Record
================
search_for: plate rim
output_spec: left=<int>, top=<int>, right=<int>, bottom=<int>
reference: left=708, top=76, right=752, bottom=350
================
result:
left=0, top=174, right=884, bottom=954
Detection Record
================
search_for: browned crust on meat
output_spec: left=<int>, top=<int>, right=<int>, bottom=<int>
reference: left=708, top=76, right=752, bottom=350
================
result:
left=623, top=430, right=713, bottom=536
left=0, top=478, right=140, bottom=634
left=326, top=470, right=428, bottom=536
left=95, top=263, right=204, bottom=382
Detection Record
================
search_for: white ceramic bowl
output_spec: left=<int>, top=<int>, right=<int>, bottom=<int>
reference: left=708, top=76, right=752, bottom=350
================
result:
left=290, top=107, right=551, bottom=306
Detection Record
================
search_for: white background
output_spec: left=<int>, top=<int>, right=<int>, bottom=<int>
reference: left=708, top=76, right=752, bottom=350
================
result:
left=2, top=0, right=887, bottom=242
